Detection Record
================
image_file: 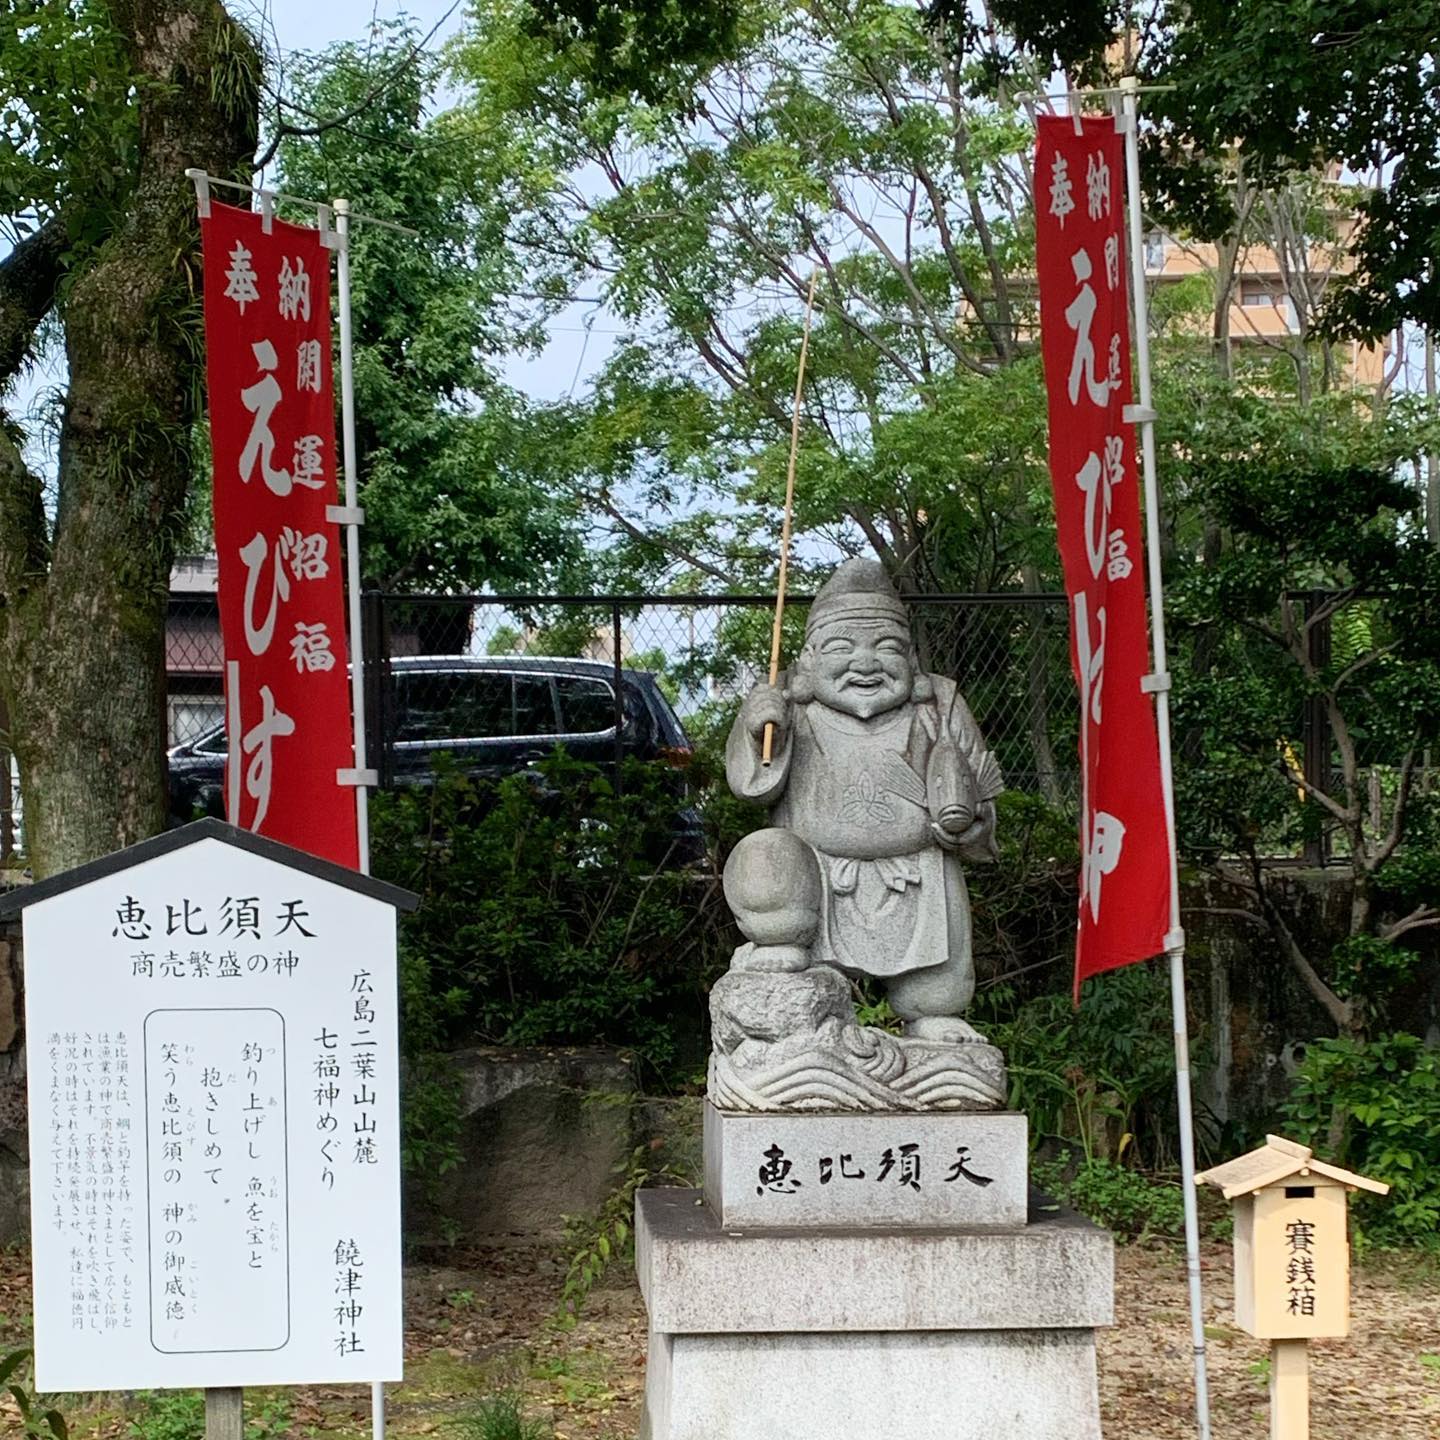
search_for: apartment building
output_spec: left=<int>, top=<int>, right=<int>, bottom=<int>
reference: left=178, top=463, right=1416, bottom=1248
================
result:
left=1138, top=181, right=1389, bottom=390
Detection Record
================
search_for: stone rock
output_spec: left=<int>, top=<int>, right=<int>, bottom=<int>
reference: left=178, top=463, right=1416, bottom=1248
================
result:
left=643, top=1328, right=1102, bottom=1440
left=404, top=1046, right=634, bottom=1241
left=709, top=967, right=851, bottom=1051
left=722, top=828, right=821, bottom=953
left=713, top=559, right=1009, bottom=1107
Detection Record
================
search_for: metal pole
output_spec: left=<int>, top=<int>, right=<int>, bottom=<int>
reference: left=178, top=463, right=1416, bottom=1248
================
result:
left=612, top=602, right=625, bottom=794
left=334, top=198, right=371, bottom=876
left=1426, top=317, right=1438, bottom=546
left=1119, top=74, right=1213, bottom=1440
left=333, top=196, right=383, bottom=1440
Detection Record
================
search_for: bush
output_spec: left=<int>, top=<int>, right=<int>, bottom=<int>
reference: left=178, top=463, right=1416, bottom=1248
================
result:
left=974, top=964, right=1195, bottom=1172
left=371, top=755, right=735, bottom=1177
left=0, top=1349, right=67, bottom=1440
left=1032, top=1153, right=1186, bottom=1239
left=1281, top=1032, right=1440, bottom=1246
left=126, top=1389, right=289, bottom=1439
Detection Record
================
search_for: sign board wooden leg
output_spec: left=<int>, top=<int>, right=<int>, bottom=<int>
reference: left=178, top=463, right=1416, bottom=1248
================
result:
left=1270, top=1339, right=1309, bottom=1440
left=206, top=1386, right=244, bottom=1440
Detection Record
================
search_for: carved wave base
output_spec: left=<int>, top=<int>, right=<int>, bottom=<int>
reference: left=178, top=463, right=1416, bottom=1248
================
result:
left=708, top=1029, right=1006, bottom=1113
left=708, top=964, right=1006, bottom=1114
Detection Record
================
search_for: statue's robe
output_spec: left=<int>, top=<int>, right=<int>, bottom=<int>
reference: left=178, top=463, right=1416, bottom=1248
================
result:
left=726, top=675, right=996, bottom=979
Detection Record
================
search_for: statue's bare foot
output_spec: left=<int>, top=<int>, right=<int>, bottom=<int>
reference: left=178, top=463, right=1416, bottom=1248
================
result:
left=903, top=1016, right=984, bottom=1044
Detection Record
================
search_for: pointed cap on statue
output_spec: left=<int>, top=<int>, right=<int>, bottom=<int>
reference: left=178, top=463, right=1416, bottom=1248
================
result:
left=804, top=558, right=909, bottom=637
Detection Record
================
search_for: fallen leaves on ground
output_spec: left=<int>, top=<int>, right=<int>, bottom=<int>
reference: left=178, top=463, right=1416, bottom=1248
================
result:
left=0, top=1231, right=1435, bottom=1437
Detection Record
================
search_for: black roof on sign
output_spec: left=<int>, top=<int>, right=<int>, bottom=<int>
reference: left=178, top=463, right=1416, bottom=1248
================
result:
left=0, top=818, right=419, bottom=918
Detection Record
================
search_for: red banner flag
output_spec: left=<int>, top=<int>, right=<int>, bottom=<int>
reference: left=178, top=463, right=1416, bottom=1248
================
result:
left=1034, top=116, right=1170, bottom=996
left=200, top=200, right=359, bottom=869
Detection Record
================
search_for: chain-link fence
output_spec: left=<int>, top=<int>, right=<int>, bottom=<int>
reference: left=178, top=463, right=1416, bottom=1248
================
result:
left=361, top=591, right=1079, bottom=809
left=167, top=593, right=227, bottom=750
left=1, top=584, right=1425, bottom=870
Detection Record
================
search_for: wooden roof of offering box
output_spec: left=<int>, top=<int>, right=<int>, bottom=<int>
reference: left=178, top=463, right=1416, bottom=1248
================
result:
left=1194, top=1134, right=1389, bottom=1200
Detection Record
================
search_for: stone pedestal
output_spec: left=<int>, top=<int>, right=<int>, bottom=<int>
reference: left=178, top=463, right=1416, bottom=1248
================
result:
left=637, top=1105, right=1115, bottom=1440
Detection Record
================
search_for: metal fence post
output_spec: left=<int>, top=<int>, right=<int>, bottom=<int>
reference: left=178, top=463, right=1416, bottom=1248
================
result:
left=0, top=694, right=12, bottom=864
left=362, top=591, right=390, bottom=790
left=612, top=601, right=625, bottom=796
left=1302, top=590, right=1332, bottom=866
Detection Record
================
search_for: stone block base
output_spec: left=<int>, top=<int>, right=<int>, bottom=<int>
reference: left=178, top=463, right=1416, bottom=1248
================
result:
left=637, top=1187, right=1112, bottom=1440
left=642, top=1328, right=1101, bottom=1440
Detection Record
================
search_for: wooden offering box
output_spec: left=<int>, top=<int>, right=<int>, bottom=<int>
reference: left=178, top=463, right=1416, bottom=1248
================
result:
left=1196, top=1134, right=1387, bottom=1342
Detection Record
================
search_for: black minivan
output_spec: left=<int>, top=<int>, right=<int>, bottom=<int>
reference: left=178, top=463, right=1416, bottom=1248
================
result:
left=167, top=656, right=706, bottom=862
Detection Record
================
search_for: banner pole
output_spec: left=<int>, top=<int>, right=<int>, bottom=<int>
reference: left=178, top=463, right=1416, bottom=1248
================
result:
left=333, top=199, right=371, bottom=877
left=333, top=196, right=383, bottom=1440
left=1118, top=75, right=1212, bottom=1440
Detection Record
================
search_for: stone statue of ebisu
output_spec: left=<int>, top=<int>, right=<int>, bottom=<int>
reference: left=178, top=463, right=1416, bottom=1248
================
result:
left=711, top=558, right=1007, bottom=1112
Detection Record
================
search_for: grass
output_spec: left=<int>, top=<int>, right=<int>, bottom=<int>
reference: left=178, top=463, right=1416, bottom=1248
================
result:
left=450, top=1391, right=551, bottom=1440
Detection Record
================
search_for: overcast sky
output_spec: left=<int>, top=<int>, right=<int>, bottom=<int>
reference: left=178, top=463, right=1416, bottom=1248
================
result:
left=246, top=0, right=612, bottom=400
left=256, top=0, right=467, bottom=69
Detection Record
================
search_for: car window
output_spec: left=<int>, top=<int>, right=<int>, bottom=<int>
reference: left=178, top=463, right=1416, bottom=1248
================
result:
left=555, top=675, right=616, bottom=734
left=196, top=728, right=228, bottom=756
left=396, top=670, right=514, bottom=742
left=513, top=674, right=558, bottom=736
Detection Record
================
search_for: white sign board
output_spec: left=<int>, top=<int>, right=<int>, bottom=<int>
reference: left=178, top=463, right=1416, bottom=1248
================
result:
left=19, top=828, right=407, bottom=1391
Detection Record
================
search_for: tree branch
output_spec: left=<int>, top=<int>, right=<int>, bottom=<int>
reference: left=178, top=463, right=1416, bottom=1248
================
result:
left=0, top=427, right=50, bottom=600
left=1378, top=905, right=1440, bottom=944
left=1239, top=847, right=1352, bottom=1030
left=0, top=217, right=66, bottom=385
left=1371, top=740, right=1418, bottom=868
left=252, top=0, right=462, bottom=170
left=1332, top=640, right=1396, bottom=691
left=1276, top=752, right=1350, bottom=824
left=594, top=495, right=738, bottom=585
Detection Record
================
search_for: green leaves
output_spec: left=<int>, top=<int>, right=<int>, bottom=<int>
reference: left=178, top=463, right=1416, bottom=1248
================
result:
left=451, top=0, right=1041, bottom=593
left=0, top=1349, right=69, bottom=1440
left=1147, top=0, right=1440, bottom=336
left=370, top=754, right=731, bottom=1091
left=276, top=25, right=586, bottom=592
left=521, top=0, right=744, bottom=103
left=1282, top=1034, right=1440, bottom=1245
left=0, top=0, right=136, bottom=239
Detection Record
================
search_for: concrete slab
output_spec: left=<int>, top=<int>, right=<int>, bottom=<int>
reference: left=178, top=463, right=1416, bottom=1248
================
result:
left=636, top=1187, right=1113, bottom=1334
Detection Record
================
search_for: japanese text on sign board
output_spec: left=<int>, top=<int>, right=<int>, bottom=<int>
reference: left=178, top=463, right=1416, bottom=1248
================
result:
left=25, top=848, right=402, bottom=1390
left=756, top=1141, right=995, bottom=1196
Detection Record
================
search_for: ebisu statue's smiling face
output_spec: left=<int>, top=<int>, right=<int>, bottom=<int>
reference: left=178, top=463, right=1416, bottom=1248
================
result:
left=810, top=617, right=915, bottom=719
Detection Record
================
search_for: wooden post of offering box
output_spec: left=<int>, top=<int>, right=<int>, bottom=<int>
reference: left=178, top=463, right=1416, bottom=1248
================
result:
left=1196, top=1135, right=1389, bottom=1440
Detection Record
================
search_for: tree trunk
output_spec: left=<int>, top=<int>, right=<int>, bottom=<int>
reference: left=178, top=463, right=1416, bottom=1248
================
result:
left=0, top=0, right=257, bottom=877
